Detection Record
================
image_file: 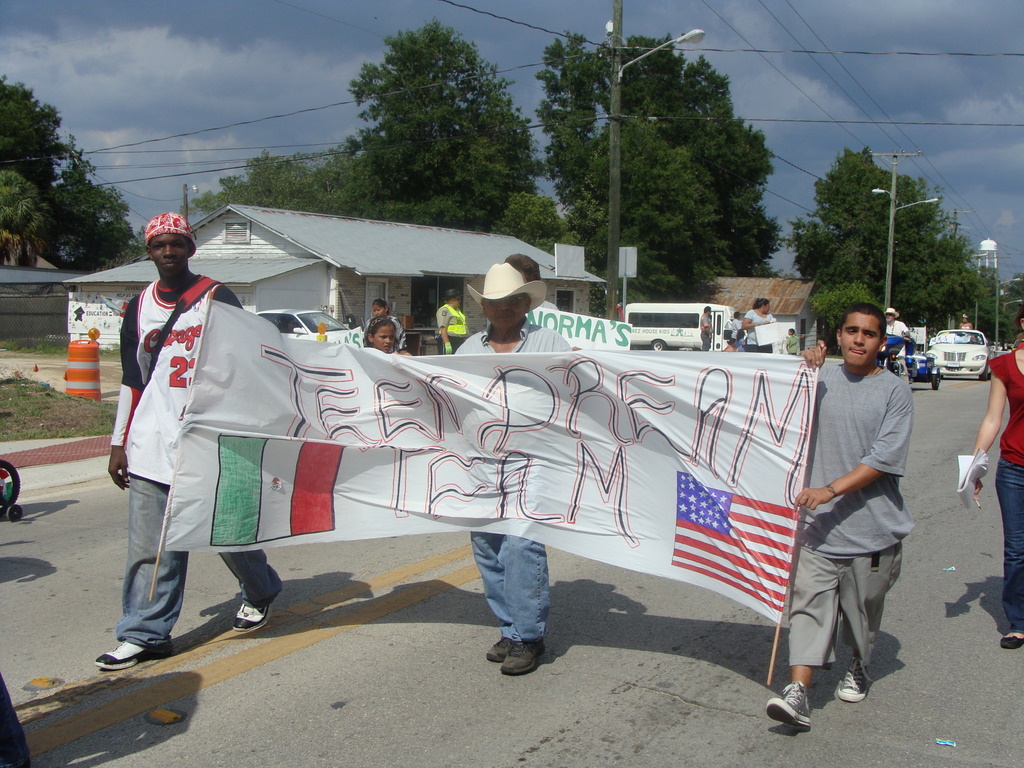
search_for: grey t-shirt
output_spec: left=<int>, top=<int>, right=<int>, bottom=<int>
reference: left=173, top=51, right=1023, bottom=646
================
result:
left=801, top=364, right=914, bottom=556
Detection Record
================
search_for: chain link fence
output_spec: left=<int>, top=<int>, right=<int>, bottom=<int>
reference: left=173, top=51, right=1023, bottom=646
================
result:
left=0, top=284, right=69, bottom=347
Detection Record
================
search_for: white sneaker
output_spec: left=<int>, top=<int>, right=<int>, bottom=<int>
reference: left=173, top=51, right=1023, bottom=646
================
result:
left=95, top=641, right=172, bottom=670
left=233, top=603, right=272, bottom=632
left=836, top=656, right=869, bottom=702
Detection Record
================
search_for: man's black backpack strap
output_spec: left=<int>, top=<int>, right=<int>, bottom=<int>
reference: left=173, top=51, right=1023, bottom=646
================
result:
left=144, top=276, right=219, bottom=387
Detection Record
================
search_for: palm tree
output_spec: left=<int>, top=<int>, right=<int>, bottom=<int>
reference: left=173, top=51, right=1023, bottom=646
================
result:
left=0, top=170, right=49, bottom=267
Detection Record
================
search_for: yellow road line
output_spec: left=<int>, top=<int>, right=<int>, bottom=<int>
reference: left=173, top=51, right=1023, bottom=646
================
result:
left=25, top=551, right=478, bottom=756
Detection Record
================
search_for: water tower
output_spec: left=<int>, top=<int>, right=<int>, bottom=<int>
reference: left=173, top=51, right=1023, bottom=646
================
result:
left=980, top=239, right=1000, bottom=344
left=980, top=238, right=998, bottom=269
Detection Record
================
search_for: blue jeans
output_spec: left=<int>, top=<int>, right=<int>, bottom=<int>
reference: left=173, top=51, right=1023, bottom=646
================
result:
left=0, top=672, right=28, bottom=768
left=995, top=458, right=1024, bottom=633
left=471, top=533, right=549, bottom=643
left=116, top=475, right=282, bottom=648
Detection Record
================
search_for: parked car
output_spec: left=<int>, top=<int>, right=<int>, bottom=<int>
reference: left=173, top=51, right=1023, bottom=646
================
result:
left=257, top=309, right=359, bottom=344
left=928, top=329, right=992, bottom=380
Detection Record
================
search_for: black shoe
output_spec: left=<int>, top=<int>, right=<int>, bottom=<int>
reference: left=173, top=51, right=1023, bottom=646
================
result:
left=1000, top=634, right=1024, bottom=649
left=486, top=636, right=514, bottom=663
left=95, top=641, right=173, bottom=671
left=500, top=639, right=544, bottom=676
left=233, top=602, right=272, bottom=632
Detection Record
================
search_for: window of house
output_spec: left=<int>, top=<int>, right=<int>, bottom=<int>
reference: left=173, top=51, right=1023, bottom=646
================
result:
left=224, top=222, right=250, bottom=244
left=410, top=276, right=463, bottom=328
left=555, top=290, right=573, bottom=312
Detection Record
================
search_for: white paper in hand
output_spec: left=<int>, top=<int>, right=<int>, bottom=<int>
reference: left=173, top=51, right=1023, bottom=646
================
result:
left=957, top=450, right=989, bottom=508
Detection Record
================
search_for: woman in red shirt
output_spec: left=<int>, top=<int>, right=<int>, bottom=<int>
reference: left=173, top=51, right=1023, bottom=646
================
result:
left=972, top=304, right=1024, bottom=649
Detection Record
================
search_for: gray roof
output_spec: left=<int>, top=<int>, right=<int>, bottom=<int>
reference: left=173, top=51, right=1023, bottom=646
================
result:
left=1, top=264, right=88, bottom=284
left=200, top=205, right=601, bottom=282
left=73, top=257, right=318, bottom=285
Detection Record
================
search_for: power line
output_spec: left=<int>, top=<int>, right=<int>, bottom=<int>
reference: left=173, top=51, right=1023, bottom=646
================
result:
left=699, top=47, right=1024, bottom=58
left=430, top=0, right=596, bottom=44
left=696, top=0, right=870, bottom=149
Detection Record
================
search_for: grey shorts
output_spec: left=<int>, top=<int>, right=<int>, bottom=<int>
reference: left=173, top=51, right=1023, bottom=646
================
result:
left=787, top=542, right=903, bottom=668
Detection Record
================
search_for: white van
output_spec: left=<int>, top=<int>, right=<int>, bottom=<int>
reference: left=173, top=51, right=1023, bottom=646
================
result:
left=624, top=303, right=734, bottom=351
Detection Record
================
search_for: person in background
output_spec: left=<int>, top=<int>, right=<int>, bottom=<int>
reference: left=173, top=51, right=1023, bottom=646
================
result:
left=436, top=289, right=468, bottom=354
left=370, top=298, right=407, bottom=353
left=960, top=313, right=975, bottom=330
left=766, top=303, right=913, bottom=729
left=365, top=315, right=411, bottom=355
left=700, top=306, right=713, bottom=351
left=786, top=328, right=800, bottom=355
left=97, top=213, right=281, bottom=672
left=884, top=308, right=910, bottom=339
left=457, top=263, right=571, bottom=676
left=0, top=670, right=29, bottom=767
left=731, top=311, right=746, bottom=351
left=742, top=298, right=775, bottom=353
left=970, top=302, right=1024, bottom=650
left=504, top=253, right=557, bottom=311
left=884, top=307, right=911, bottom=361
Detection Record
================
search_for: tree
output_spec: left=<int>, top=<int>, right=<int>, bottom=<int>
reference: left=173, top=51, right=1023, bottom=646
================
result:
left=492, top=192, right=570, bottom=253
left=0, top=76, right=65, bottom=192
left=343, top=21, right=538, bottom=231
left=0, top=170, right=49, bottom=266
left=789, top=148, right=981, bottom=329
left=536, top=34, right=780, bottom=299
left=191, top=149, right=357, bottom=217
left=0, top=77, right=133, bottom=270
left=49, top=151, right=133, bottom=270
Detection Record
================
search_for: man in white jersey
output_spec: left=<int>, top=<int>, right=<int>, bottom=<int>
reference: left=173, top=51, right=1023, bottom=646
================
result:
left=96, top=213, right=281, bottom=671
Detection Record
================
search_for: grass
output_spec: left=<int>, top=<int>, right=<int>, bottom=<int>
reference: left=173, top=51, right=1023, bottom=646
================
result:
left=0, top=378, right=117, bottom=441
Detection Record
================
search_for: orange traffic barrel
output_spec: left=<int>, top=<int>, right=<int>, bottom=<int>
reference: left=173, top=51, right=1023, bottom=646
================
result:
left=66, top=340, right=101, bottom=401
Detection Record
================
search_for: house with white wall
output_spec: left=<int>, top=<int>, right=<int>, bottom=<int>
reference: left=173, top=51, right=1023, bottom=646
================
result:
left=68, top=205, right=602, bottom=350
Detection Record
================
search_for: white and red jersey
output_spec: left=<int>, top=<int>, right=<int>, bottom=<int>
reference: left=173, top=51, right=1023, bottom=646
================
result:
left=111, top=277, right=240, bottom=485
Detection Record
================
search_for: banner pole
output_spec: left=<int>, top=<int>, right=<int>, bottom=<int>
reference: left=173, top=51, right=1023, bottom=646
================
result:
left=768, top=530, right=803, bottom=686
left=149, top=500, right=175, bottom=602
left=766, top=617, right=783, bottom=686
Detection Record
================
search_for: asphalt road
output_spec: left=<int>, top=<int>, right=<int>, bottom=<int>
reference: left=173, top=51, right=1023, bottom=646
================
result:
left=3, top=373, right=1020, bottom=767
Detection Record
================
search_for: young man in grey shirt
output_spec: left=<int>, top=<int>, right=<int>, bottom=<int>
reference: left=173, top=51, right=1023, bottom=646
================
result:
left=766, top=302, right=914, bottom=729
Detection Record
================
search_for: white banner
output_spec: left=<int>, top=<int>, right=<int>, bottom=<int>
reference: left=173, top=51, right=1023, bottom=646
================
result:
left=167, top=303, right=818, bottom=622
left=525, top=307, right=631, bottom=350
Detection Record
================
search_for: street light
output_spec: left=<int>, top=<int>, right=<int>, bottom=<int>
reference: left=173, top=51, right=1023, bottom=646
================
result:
left=617, top=29, right=705, bottom=78
left=871, top=188, right=939, bottom=309
left=605, top=11, right=705, bottom=320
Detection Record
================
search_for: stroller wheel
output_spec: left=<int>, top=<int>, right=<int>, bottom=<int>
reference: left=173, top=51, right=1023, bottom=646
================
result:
left=0, top=460, right=21, bottom=512
left=7, top=505, right=22, bottom=522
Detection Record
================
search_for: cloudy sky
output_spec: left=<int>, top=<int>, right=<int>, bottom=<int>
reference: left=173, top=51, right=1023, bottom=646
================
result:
left=3, top=0, right=1023, bottom=275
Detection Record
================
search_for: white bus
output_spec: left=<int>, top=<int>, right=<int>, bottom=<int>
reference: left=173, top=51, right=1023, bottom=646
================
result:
left=624, top=303, right=735, bottom=351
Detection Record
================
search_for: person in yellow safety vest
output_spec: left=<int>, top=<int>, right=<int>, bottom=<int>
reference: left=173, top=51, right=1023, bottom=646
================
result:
left=436, top=288, right=468, bottom=354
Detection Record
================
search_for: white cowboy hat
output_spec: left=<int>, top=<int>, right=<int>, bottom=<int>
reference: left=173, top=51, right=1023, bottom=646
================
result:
left=467, top=263, right=548, bottom=312
left=884, top=307, right=900, bottom=318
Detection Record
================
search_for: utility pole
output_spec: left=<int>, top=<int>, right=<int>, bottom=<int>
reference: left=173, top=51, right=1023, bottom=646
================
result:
left=606, top=0, right=623, bottom=321
left=949, top=209, right=973, bottom=238
left=872, top=151, right=920, bottom=309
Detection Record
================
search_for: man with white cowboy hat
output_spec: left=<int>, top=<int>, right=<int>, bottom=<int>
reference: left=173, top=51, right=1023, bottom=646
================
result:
left=457, top=262, right=570, bottom=675
left=883, top=307, right=909, bottom=338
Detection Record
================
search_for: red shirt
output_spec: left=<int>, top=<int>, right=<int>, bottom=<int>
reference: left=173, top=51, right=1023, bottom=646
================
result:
left=990, top=352, right=1024, bottom=466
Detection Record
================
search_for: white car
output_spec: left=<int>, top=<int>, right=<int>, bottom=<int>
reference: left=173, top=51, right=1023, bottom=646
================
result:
left=257, top=309, right=360, bottom=344
left=929, top=329, right=992, bottom=380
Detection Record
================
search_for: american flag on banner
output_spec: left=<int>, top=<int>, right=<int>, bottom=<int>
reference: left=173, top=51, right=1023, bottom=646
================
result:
left=672, top=470, right=799, bottom=619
